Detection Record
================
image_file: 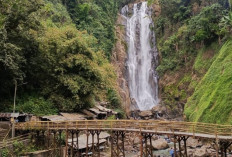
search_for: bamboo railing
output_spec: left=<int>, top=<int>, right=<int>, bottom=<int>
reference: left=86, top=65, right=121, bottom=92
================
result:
left=15, top=120, right=232, bottom=139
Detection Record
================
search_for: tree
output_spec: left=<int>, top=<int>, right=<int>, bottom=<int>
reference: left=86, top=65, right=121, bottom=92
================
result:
left=221, top=11, right=232, bottom=31
left=0, top=0, right=42, bottom=101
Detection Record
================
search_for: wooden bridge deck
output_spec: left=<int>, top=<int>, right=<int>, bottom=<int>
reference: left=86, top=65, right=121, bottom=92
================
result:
left=15, top=120, right=232, bottom=140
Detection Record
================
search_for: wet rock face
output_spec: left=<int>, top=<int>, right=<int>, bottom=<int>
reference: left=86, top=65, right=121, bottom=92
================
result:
left=129, top=104, right=168, bottom=120
left=111, top=15, right=131, bottom=114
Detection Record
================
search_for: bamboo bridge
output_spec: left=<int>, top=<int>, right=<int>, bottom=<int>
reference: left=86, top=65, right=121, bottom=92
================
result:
left=15, top=120, right=232, bottom=157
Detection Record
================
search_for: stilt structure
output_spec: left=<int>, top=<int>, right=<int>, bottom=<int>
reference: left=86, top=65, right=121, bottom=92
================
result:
left=219, top=140, right=232, bottom=157
left=173, top=135, right=189, bottom=157
left=111, top=131, right=125, bottom=157
left=140, top=133, right=154, bottom=157
left=14, top=120, right=232, bottom=157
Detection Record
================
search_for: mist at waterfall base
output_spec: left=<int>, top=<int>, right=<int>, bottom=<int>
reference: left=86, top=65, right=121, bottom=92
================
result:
left=121, top=2, right=159, bottom=111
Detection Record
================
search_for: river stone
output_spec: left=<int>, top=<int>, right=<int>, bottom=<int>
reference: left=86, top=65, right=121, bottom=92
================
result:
left=152, top=138, right=169, bottom=150
left=152, top=135, right=158, bottom=141
left=193, top=147, right=208, bottom=157
left=133, top=137, right=140, bottom=145
left=187, top=137, right=203, bottom=148
left=187, top=148, right=194, bottom=156
left=139, top=110, right=153, bottom=118
left=125, top=145, right=133, bottom=151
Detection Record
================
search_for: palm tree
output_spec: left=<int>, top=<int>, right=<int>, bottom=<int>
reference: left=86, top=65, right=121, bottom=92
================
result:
left=218, top=11, right=232, bottom=43
left=221, top=11, right=232, bottom=28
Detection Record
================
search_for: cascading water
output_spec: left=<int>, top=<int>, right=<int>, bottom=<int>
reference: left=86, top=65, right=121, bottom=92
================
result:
left=121, top=2, right=159, bottom=111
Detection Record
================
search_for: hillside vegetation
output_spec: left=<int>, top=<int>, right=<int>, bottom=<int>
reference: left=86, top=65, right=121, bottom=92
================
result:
left=152, top=0, right=232, bottom=124
left=0, top=0, right=132, bottom=115
left=1, top=0, right=232, bottom=124
left=185, top=40, right=232, bottom=124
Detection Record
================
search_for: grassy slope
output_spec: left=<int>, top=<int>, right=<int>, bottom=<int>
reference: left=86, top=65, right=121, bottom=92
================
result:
left=185, top=40, right=232, bottom=124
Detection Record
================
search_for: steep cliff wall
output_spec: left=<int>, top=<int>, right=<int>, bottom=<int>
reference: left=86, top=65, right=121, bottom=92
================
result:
left=112, top=15, right=131, bottom=114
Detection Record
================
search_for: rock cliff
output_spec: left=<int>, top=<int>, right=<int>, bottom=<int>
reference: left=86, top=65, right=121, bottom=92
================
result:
left=111, top=15, right=131, bottom=114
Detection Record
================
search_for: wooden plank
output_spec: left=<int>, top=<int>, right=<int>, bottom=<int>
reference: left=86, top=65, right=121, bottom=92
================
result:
left=15, top=120, right=232, bottom=141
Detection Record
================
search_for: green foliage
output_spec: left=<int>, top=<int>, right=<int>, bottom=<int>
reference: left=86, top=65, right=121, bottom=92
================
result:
left=193, top=42, right=220, bottom=75
left=147, top=0, right=158, bottom=6
left=154, top=17, right=168, bottom=36
left=107, top=115, right=116, bottom=120
left=16, top=95, right=58, bottom=116
left=228, top=0, right=232, bottom=9
left=185, top=40, right=232, bottom=124
left=156, top=0, right=232, bottom=124
left=62, top=0, right=136, bottom=58
left=0, top=0, right=42, bottom=100
left=188, top=4, right=225, bottom=43
left=220, top=11, right=232, bottom=34
left=158, top=0, right=191, bottom=23
left=0, top=0, right=120, bottom=113
left=63, top=0, right=117, bottom=58
left=0, top=148, right=9, bottom=157
left=156, top=3, right=226, bottom=75
left=0, top=140, right=36, bottom=156
left=114, top=108, right=126, bottom=119
left=41, top=0, right=73, bottom=27
left=107, top=88, right=121, bottom=108
left=13, top=140, right=32, bottom=156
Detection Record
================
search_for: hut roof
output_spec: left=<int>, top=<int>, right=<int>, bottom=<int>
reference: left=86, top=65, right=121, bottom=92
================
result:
left=60, top=113, right=86, bottom=120
left=95, top=105, right=112, bottom=112
left=88, top=108, right=107, bottom=115
left=41, top=115, right=67, bottom=121
left=0, top=113, right=19, bottom=118
left=82, top=110, right=97, bottom=118
left=95, top=105, right=118, bottom=115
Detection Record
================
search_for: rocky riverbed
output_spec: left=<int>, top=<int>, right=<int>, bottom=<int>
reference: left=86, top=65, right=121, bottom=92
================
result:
left=123, top=134, right=224, bottom=157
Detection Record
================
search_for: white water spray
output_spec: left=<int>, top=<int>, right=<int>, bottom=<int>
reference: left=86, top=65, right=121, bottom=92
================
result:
left=121, top=2, right=159, bottom=111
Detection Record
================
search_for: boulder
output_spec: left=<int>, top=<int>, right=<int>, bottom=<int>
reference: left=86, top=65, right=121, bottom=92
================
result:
left=125, top=145, right=133, bottom=151
left=152, top=105, right=161, bottom=112
left=152, top=136, right=158, bottom=141
left=187, top=148, right=194, bottom=156
left=193, top=147, right=208, bottom=157
left=152, top=104, right=167, bottom=118
left=133, top=137, right=140, bottom=145
left=187, top=137, right=203, bottom=148
left=152, top=138, right=169, bottom=150
left=139, top=110, right=153, bottom=118
left=207, top=148, right=216, bottom=155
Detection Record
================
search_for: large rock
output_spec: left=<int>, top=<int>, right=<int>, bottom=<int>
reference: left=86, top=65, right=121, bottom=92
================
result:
left=152, top=136, right=158, bottom=141
left=125, top=145, right=133, bottom=151
left=139, top=110, right=153, bottom=118
left=187, top=137, right=203, bottom=148
left=152, top=104, right=167, bottom=118
left=133, top=137, right=140, bottom=145
left=193, top=147, right=208, bottom=157
left=152, top=138, right=169, bottom=150
left=187, top=148, right=194, bottom=156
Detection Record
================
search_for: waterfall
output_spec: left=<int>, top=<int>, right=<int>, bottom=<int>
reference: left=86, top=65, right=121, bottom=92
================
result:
left=121, top=2, right=159, bottom=111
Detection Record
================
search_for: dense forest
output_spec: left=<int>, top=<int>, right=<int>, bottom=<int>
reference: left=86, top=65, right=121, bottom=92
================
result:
left=0, top=0, right=232, bottom=124
left=0, top=0, right=134, bottom=115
